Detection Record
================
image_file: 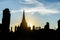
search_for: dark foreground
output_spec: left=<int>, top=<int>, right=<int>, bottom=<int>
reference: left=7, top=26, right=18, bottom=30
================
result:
left=0, top=29, right=59, bottom=40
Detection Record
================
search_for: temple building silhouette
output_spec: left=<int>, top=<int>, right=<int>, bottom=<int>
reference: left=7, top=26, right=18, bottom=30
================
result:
left=0, top=24, right=2, bottom=32
left=16, top=10, right=30, bottom=32
left=57, top=19, right=60, bottom=31
left=0, top=8, right=11, bottom=32
left=44, top=22, right=49, bottom=30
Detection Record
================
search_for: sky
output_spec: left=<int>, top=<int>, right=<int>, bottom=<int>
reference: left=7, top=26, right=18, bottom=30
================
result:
left=0, top=0, right=60, bottom=31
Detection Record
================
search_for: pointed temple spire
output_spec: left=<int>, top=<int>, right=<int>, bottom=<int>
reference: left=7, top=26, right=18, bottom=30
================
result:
left=19, top=10, right=27, bottom=31
left=23, top=10, right=25, bottom=20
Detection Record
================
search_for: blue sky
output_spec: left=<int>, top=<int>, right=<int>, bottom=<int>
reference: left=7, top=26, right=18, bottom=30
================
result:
left=0, top=0, right=60, bottom=31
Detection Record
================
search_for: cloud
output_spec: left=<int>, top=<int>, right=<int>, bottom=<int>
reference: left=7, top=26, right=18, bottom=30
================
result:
left=46, top=2, right=60, bottom=10
left=0, top=21, right=1, bottom=23
left=11, top=10, right=22, bottom=13
left=11, top=0, right=60, bottom=15
left=23, top=7, right=60, bottom=14
left=39, top=0, right=60, bottom=2
left=11, top=7, right=60, bottom=15
left=19, top=0, right=36, bottom=4
left=5, top=0, right=60, bottom=15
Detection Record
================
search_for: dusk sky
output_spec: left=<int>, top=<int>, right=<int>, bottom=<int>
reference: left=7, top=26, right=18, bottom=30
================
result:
left=0, top=0, right=60, bottom=31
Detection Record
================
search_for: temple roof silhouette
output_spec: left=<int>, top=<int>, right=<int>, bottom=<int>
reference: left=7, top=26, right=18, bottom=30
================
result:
left=19, top=10, right=29, bottom=32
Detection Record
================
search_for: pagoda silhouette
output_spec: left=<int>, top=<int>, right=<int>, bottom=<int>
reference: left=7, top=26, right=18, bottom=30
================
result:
left=17, top=10, right=30, bottom=32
